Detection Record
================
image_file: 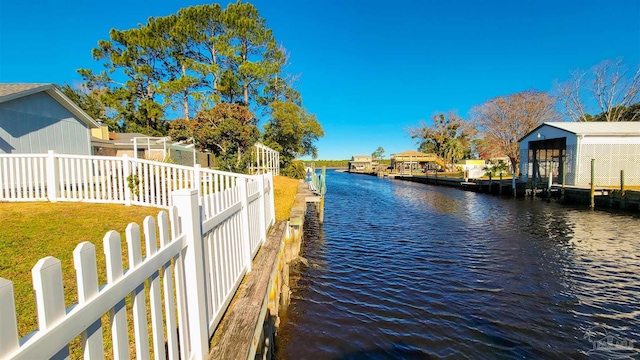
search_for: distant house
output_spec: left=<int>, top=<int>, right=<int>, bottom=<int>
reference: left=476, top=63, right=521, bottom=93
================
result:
left=457, top=159, right=486, bottom=178
left=348, top=155, right=373, bottom=172
left=91, top=129, right=198, bottom=166
left=519, top=122, right=640, bottom=186
left=0, top=83, right=100, bottom=154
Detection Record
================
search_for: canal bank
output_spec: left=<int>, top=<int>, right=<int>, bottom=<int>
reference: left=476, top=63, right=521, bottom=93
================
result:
left=209, top=180, right=318, bottom=360
left=392, top=174, right=640, bottom=212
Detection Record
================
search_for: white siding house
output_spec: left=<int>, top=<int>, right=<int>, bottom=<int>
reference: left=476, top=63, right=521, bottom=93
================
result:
left=0, top=84, right=99, bottom=155
left=348, top=155, right=373, bottom=171
left=519, top=122, right=640, bottom=187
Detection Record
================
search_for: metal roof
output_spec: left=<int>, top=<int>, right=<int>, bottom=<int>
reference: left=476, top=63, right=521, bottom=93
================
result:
left=519, top=121, right=640, bottom=142
left=543, top=122, right=640, bottom=136
left=392, top=150, right=429, bottom=157
left=0, top=83, right=100, bottom=128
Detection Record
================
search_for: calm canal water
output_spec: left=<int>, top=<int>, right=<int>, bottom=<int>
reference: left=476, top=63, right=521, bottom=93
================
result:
left=276, top=170, right=640, bottom=359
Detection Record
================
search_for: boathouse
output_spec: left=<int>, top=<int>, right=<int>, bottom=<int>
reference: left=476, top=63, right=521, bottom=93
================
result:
left=391, top=150, right=446, bottom=174
left=518, top=122, right=640, bottom=187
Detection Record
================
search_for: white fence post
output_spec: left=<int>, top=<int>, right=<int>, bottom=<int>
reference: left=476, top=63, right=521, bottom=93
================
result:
left=122, top=154, right=132, bottom=206
left=32, top=256, right=69, bottom=359
left=193, top=164, right=201, bottom=196
left=172, top=189, right=209, bottom=359
left=46, top=150, right=58, bottom=203
left=257, top=174, right=267, bottom=244
left=238, top=178, right=253, bottom=272
left=0, top=278, right=19, bottom=357
left=73, top=242, right=104, bottom=359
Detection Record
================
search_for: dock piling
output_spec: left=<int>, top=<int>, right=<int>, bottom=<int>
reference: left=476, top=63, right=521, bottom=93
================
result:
left=561, top=162, right=566, bottom=201
left=546, top=161, right=552, bottom=202
left=590, top=159, right=595, bottom=209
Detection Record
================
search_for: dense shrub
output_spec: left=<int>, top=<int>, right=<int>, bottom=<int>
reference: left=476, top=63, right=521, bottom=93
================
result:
left=282, top=160, right=306, bottom=179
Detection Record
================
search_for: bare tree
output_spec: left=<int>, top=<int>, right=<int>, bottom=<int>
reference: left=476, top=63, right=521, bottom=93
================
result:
left=557, top=59, right=640, bottom=122
left=470, top=90, right=559, bottom=174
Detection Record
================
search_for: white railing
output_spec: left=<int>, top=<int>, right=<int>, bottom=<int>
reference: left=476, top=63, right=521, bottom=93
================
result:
left=0, top=151, right=274, bottom=210
left=252, top=143, right=279, bottom=176
left=0, top=184, right=275, bottom=359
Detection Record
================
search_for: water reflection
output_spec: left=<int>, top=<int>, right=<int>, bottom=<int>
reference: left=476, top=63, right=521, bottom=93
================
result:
left=277, top=171, right=640, bottom=359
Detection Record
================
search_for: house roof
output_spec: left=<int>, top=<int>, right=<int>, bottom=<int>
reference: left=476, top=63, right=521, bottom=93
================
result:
left=392, top=150, right=429, bottom=157
left=0, top=83, right=47, bottom=98
left=111, top=133, right=167, bottom=143
left=520, top=121, right=640, bottom=141
left=0, top=83, right=100, bottom=129
left=545, top=121, right=640, bottom=135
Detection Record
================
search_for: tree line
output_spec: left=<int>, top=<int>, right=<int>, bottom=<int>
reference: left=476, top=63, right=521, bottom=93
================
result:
left=409, top=59, right=639, bottom=175
left=62, top=1, right=324, bottom=175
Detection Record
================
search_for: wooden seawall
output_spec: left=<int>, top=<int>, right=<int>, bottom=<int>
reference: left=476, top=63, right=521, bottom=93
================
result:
left=209, top=180, right=317, bottom=360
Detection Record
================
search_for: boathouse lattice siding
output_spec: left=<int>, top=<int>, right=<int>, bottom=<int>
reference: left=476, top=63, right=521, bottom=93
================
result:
left=519, top=122, right=640, bottom=187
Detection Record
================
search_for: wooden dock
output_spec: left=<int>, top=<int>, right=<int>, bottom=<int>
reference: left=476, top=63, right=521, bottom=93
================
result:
left=208, top=179, right=322, bottom=359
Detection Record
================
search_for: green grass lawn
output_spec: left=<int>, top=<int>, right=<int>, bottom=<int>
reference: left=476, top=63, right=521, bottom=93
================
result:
left=0, top=175, right=300, bottom=343
left=0, top=202, right=160, bottom=338
left=273, top=175, right=299, bottom=221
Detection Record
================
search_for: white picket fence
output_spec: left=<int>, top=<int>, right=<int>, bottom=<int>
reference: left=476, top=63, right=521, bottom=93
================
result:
left=0, top=153, right=276, bottom=359
left=0, top=151, right=274, bottom=211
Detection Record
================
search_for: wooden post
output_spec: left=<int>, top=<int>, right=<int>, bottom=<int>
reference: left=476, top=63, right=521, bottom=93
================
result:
left=499, top=173, right=503, bottom=195
left=488, top=173, right=492, bottom=194
left=546, top=161, right=552, bottom=202
left=532, top=179, right=536, bottom=199
left=561, top=161, right=566, bottom=201
left=319, top=167, right=326, bottom=223
left=590, top=159, right=595, bottom=209
left=547, top=161, right=552, bottom=190
left=620, top=170, right=625, bottom=194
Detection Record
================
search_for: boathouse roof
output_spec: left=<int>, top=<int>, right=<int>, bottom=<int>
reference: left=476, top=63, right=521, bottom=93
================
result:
left=392, top=150, right=430, bottom=157
left=520, top=122, right=640, bottom=142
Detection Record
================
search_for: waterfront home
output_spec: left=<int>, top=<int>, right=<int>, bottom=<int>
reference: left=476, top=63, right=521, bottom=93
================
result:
left=519, top=122, right=640, bottom=187
left=0, top=83, right=99, bottom=155
left=348, top=155, right=373, bottom=172
left=391, top=150, right=446, bottom=173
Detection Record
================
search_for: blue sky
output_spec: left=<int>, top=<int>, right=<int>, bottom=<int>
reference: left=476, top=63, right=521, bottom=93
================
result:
left=1, top=0, right=639, bottom=160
